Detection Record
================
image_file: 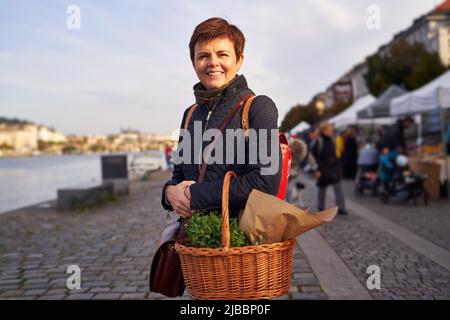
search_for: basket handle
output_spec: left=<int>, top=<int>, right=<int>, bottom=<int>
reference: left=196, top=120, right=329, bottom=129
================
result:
left=221, top=171, right=236, bottom=248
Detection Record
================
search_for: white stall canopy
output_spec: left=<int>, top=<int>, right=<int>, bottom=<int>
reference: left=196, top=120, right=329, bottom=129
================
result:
left=358, top=84, right=408, bottom=118
left=290, top=121, right=311, bottom=134
left=328, top=95, right=393, bottom=129
left=390, top=70, right=450, bottom=116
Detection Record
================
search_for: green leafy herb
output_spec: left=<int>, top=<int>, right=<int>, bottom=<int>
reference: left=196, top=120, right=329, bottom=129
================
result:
left=185, top=210, right=250, bottom=248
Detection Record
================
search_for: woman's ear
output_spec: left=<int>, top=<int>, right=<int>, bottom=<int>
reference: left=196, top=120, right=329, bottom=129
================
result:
left=237, top=54, right=244, bottom=71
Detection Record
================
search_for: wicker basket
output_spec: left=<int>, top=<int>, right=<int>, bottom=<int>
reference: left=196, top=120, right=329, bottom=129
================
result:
left=175, top=171, right=296, bottom=300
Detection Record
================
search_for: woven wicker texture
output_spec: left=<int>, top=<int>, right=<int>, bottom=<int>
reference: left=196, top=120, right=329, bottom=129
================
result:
left=175, top=171, right=295, bottom=300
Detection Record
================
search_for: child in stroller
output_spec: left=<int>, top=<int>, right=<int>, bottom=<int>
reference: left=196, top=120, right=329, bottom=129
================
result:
left=379, top=154, right=428, bottom=205
left=354, top=143, right=379, bottom=196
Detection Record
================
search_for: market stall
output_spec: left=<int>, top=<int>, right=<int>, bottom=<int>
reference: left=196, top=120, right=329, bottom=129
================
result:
left=390, top=70, right=450, bottom=198
left=328, top=94, right=392, bottom=129
left=357, top=84, right=408, bottom=119
left=407, top=152, right=449, bottom=199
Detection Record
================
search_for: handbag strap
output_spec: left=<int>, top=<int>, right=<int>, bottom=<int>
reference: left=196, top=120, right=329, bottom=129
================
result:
left=197, top=94, right=254, bottom=184
left=183, top=104, right=198, bottom=130
left=241, top=95, right=256, bottom=138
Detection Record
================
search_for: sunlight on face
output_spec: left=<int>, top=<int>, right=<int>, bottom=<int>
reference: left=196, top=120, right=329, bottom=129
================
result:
left=193, top=37, right=243, bottom=90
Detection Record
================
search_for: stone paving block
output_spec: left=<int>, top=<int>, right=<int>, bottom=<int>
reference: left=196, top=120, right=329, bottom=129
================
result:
left=291, top=292, right=328, bottom=300
left=0, top=279, right=22, bottom=285
left=93, top=293, right=122, bottom=300
left=299, top=285, right=322, bottom=293
left=45, top=288, right=69, bottom=295
left=120, top=293, right=147, bottom=300
left=7, top=296, right=36, bottom=300
left=88, top=287, right=111, bottom=293
left=111, top=286, right=138, bottom=293
left=65, top=293, right=94, bottom=300
left=22, top=283, right=51, bottom=290
left=82, top=281, right=112, bottom=288
left=38, top=295, right=66, bottom=300
left=147, top=292, right=167, bottom=299
left=0, top=285, right=21, bottom=291
left=24, top=289, right=47, bottom=296
left=24, top=278, right=50, bottom=285
left=0, top=290, right=25, bottom=297
left=291, top=277, right=319, bottom=286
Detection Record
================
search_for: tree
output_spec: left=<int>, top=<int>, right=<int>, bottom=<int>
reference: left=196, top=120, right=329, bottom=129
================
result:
left=280, top=99, right=326, bottom=132
left=280, top=104, right=306, bottom=132
left=365, top=40, right=447, bottom=96
left=0, top=117, right=30, bottom=125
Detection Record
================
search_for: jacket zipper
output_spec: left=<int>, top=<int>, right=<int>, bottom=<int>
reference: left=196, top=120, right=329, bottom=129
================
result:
left=199, top=94, right=222, bottom=174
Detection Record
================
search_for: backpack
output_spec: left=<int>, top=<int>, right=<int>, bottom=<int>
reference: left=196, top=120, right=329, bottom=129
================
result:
left=182, top=95, right=292, bottom=200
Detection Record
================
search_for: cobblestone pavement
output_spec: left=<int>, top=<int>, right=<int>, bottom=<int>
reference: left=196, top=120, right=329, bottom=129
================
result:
left=299, top=177, right=450, bottom=300
left=339, top=179, right=450, bottom=251
left=0, top=170, right=325, bottom=300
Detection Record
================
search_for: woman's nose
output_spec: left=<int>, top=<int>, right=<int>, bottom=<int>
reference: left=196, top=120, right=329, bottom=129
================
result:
left=208, top=55, right=219, bottom=67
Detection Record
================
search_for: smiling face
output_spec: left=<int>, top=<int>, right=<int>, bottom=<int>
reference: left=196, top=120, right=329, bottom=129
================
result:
left=193, top=37, right=243, bottom=90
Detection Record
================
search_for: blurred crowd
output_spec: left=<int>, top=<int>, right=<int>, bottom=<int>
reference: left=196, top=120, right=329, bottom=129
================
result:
left=286, top=116, right=428, bottom=213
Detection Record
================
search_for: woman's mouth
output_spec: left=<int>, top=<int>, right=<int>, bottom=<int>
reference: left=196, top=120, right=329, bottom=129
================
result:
left=207, top=71, right=224, bottom=76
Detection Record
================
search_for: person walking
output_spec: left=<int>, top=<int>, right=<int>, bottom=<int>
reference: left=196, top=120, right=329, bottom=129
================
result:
left=164, top=144, right=173, bottom=170
left=312, top=122, right=348, bottom=215
left=342, top=127, right=358, bottom=179
left=286, top=134, right=308, bottom=207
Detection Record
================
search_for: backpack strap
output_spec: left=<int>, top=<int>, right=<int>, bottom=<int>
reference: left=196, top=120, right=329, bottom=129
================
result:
left=183, top=104, right=198, bottom=130
left=241, top=95, right=257, bottom=138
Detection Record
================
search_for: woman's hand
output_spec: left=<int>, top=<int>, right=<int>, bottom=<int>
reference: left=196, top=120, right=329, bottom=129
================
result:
left=315, top=170, right=321, bottom=179
left=166, top=181, right=196, bottom=218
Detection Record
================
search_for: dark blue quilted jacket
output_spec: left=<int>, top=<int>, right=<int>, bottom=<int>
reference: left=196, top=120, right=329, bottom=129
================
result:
left=161, top=75, right=281, bottom=216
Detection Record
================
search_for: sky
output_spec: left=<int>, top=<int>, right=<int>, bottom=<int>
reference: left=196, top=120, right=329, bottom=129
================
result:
left=0, top=0, right=441, bottom=135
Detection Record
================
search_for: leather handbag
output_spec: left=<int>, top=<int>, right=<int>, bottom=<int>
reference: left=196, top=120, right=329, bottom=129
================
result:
left=149, top=218, right=186, bottom=297
left=149, top=95, right=254, bottom=297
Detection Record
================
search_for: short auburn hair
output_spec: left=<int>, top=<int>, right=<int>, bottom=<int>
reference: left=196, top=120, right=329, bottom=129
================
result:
left=189, top=17, right=245, bottom=63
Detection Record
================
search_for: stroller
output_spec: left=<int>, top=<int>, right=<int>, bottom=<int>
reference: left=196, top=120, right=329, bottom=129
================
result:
left=379, top=155, right=428, bottom=206
left=354, top=144, right=379, bottom=197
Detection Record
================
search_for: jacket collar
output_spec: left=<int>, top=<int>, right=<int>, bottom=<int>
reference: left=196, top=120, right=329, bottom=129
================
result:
left=193, top=74, right=248, bottom=108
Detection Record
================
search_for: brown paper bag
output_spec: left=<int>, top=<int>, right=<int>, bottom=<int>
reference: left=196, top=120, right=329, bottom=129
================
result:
left=239, top=189, right=337, bottom=244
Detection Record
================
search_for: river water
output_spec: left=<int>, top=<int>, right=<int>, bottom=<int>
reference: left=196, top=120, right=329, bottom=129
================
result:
left=0, top=152, right=165, bottom=214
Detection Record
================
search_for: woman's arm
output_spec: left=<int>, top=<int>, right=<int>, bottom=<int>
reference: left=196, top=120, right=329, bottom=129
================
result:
left=188, top=95, right=282, bottom=212
left=161, top=108, right=190, bottom=211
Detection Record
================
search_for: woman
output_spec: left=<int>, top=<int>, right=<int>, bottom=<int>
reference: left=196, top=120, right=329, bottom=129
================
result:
left=161, top=17, right=281, bottom=218
left=312, top=122, right=348, bottom=215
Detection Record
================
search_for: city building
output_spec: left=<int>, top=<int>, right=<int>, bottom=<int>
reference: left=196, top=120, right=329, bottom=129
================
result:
left=378, top=0, right=450, bottom=66
left=324, top=0, right=450, bottom=109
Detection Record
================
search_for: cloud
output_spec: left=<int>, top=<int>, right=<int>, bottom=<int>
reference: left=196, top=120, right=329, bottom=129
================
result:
left=0, top=0, right=439, bottom=134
